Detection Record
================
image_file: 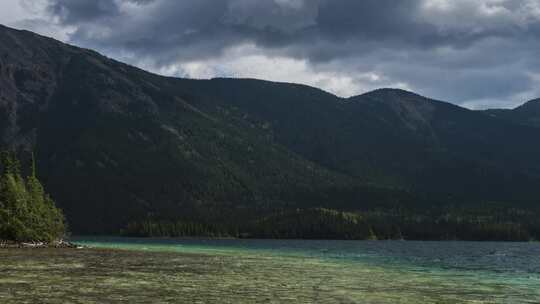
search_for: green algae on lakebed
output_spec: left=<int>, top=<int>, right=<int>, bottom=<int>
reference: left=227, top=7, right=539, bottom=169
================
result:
left=1, top=239, right=540, bottom=303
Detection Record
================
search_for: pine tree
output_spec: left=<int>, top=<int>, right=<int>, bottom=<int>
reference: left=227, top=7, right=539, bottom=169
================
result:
left=0, top=151, right=65, bottom=242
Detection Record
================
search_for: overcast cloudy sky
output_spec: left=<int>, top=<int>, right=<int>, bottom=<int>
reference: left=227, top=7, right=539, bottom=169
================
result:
left=2, top=0, right=540, bottom=108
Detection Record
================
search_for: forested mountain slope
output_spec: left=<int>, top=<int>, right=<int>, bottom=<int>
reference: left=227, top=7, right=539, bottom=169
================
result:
left=174, top=79, right=540, bottom=201
left=1, top=24, right=540, bottom=238
left=0, top=25, right=412, bottom=233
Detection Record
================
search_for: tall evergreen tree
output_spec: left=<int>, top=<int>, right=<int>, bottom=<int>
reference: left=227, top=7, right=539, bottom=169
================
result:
left=0, top=151, right=65, bottom=242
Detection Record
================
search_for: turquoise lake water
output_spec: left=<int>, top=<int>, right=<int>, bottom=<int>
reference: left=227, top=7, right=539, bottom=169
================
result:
left=1, top=237, right=540, bottom=303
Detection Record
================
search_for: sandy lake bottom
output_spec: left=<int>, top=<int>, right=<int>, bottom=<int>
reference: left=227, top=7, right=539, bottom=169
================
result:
left=1, top=238, right=539, bottom=303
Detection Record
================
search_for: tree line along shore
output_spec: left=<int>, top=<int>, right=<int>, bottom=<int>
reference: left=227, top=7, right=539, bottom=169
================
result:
left=0, top=151, right=66, bottom=246
left=1, top=151, right=539, bottom=243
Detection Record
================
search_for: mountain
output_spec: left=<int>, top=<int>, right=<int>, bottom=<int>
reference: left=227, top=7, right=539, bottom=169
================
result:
left=484, top=99, right=540, bottom=128
left=0, top=24, right=412, bottom=234
left=1, top=24, right=540, bottom=239
left=178, top=80, right=540, bottom=200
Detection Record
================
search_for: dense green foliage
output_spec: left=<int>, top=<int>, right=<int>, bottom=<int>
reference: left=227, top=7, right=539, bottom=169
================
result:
left=0, top=152, right=65, bottom=242
left=122, top=205, right=540, bottom=241
left=122, top=220, right=235, bottom=238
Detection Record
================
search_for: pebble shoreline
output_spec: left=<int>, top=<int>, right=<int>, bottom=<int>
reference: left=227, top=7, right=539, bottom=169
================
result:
left=0, top=240, right=81, bottom=249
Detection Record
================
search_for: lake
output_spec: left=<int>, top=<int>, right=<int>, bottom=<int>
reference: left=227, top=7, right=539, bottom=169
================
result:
left=1, top=238, right=539, bottom=303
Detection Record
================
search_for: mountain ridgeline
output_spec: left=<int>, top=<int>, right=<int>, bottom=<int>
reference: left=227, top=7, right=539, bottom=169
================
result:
left=1, top=24, right=540, bottom=240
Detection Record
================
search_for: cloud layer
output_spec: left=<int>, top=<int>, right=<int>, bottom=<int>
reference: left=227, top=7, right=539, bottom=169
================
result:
left=3, top=0, right=540, bottom=108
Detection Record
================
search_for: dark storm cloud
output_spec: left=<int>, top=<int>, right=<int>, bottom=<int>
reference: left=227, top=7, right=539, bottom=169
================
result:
left=315, top=1, right=431, bottom=41
left=44, top=0, right=439, bottom=58
left=47, top=0, right=120, bottom=24
left=35, top=0, right=540, bottom=108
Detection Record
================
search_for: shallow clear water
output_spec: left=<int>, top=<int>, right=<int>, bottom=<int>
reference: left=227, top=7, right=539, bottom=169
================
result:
left=1, top=238, right=539, bottom=303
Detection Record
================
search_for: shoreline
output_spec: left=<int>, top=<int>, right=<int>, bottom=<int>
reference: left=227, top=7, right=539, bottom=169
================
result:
left=0, top=240, right=82, bottom=249
left=73, top=235, right=539, bottom=243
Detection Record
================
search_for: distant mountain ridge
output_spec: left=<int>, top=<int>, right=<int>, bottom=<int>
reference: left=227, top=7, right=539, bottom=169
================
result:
left=186, top=77, right=540, bottom=198
left=484, top=99, right=540, bottom=128
left=1, top=24, right=540, bottom=237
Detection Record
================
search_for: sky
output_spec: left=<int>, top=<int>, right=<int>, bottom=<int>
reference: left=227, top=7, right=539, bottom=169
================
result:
left=2, top=0, right=540, bottom=109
